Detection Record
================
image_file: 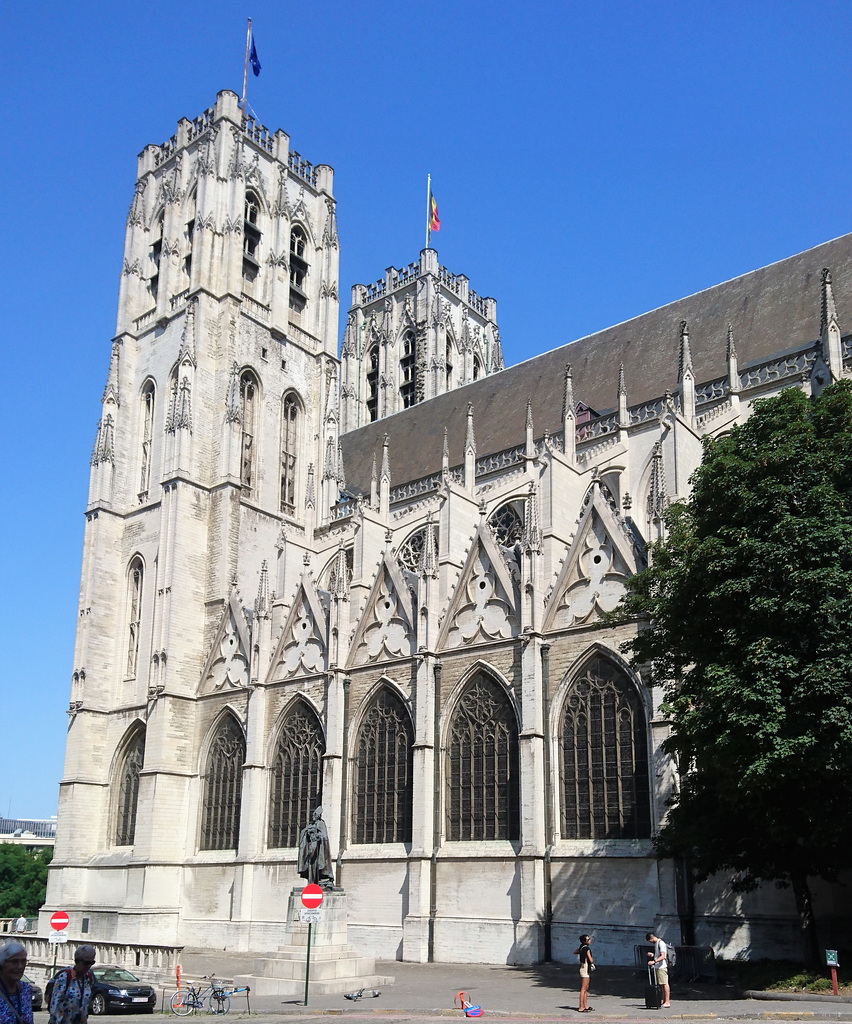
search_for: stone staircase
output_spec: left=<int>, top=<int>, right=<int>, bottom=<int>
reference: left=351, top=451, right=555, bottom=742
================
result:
left=232, top=889, right=394, bottom=997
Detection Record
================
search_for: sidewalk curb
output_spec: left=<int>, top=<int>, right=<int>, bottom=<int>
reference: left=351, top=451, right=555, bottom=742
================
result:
left=745, top=989, right=852, bottom=1003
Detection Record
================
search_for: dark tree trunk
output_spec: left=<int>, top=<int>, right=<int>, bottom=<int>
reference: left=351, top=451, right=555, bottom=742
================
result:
left=790, top=870, right=820, bottom=968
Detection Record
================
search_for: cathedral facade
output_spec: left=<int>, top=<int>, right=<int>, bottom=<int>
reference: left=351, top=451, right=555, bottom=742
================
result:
left=46, top=90, right=852, bottom=965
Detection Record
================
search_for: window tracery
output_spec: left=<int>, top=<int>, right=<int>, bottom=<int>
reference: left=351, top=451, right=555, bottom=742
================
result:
left=487, top=502, right=524, bottom=546
left=115, top=729, right=145, bottom=846
left=397, top=526, right=439, bottom=573
left=355, top=688, right=413, bottom=844
left=559, top=656, right=651, bottom=840
left=201, top=715, right=246, bottom=851
left=447, top=673, right=519, bottom=840
left=268, top=701, right=324, bottom=848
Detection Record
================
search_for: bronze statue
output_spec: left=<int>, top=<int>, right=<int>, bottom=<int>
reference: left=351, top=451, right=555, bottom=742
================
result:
left=297, top=806, right=335, bottom=887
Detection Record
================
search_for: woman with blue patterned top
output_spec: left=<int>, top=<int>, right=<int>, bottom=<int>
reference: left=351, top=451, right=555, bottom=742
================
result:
left=48, top=946, right=96, bottom=1024
left=0, top=941, right=33, bottom=1024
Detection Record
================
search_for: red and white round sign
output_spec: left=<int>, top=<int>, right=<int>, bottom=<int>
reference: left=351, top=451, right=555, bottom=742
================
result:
left=300, top=884, right=323, bottom=909
left=50, top=911, right=69, bottom=931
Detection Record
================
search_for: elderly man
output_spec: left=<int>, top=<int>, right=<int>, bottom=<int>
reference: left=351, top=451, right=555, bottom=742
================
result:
left=49, top=945, right=96, bottom=1024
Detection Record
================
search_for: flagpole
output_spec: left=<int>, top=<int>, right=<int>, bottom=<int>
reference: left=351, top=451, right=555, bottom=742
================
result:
left=241, top=17, right=252, bottom=120
left=426, top=173, right=431, bottom=249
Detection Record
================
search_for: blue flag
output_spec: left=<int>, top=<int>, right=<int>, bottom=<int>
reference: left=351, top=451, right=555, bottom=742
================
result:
left=250, top=37, right=261, bottom=76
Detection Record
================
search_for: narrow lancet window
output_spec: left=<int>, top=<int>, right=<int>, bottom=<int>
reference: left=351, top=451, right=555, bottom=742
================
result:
left=280, top=393, right=299, bottom=514
left=115, top=729, right=145, bottom=846
left=126, top=557, right=144, bottom=678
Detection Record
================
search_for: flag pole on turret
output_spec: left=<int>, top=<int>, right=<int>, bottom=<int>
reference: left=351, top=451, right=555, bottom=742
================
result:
left=241, top=18, right=252, bottom=120
left=426, top=174, right=431, bottom=248
left=426, top=176, right=439, bottom=247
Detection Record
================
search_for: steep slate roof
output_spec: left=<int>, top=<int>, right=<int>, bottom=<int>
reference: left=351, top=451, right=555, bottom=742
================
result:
left=340, top=232, right=852, bottom=493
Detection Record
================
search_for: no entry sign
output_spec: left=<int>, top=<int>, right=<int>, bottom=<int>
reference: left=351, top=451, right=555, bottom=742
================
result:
left=50, top=911, right=69, bottom=931
left=300, top=884, right=323, bottom=909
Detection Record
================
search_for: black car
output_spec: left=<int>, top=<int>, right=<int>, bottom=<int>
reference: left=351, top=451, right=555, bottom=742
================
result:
left=45, top=967, right=156, bottom=1015
left=23, top=976, right=43, bottom=1012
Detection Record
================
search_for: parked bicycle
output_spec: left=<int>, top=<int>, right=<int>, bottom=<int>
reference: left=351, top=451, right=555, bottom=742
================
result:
left=170, top=975, right=232, bottom=1015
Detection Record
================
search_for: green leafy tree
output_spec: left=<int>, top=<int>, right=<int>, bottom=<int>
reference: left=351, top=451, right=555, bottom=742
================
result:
left=0, top=844, right=53, bottom=918
left=620, top=380, right=852, bottom=966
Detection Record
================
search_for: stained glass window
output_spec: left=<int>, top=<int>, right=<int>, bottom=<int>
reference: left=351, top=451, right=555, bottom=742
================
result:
left=355, top=689, right=413, bottom=844
left=560, top=656, right=651, bottom=839
left=268, top=701, right=325, bottom=848
left=201, top=715, right=246, bottom=851
left=447, top=673, right=519, bottom=840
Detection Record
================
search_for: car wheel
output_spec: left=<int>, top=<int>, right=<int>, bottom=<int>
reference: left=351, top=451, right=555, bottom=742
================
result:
left=90, top=994, right=107, bottom=1016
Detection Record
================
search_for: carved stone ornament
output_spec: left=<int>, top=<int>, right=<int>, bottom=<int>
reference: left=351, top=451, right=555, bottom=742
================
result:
left=267, top=577, right=328, bottom=682
left=207, top=620, right=249, bottom=689
left=282, top=598, right=325, bottom=675
left=444, top=548, right=518, bottom=648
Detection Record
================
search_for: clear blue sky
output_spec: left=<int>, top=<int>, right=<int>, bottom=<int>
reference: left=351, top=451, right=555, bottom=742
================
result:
left=2, top=0, right=851, bottom=818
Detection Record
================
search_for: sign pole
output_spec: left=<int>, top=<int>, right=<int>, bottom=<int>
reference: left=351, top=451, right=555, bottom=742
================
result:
left=831, top=966, right=838, bottom=996
left=303, top=921, right=312, bottom=1006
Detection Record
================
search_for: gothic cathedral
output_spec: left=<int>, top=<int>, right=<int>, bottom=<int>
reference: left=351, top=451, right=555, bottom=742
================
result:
left=47, top=91, right=852, bottom=965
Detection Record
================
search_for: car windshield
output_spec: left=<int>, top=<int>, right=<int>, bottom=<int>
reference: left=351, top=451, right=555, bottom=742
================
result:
left=93, top=969, right=140, bottom=983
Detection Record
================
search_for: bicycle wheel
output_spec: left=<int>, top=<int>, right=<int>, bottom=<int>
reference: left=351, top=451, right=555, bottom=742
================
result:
left=170, top=989, right=196, bottom=1016
left=208, top=991, right=230, bottom=1015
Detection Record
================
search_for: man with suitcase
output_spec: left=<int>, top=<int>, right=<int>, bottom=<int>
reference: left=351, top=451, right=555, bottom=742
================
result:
left=646, top=932, right=671, bottom=1008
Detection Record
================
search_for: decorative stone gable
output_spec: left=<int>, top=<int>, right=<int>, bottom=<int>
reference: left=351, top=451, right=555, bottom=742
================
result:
left=347, top=552, right=415, bottom=667
left=199, top=592, right=251, bottom=693
left=268, top=577, right=328, bottom=680
left=544, top=481, right=643, bottom=631
left=440, top=522, right=519, bottom=649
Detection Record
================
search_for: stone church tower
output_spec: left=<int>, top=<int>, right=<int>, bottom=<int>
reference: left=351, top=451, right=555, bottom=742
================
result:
left=340, top=250, right=502, bottom=430
left=53, top=90, right=346, bottom=941
left=47, top=89, right=852, bottom=968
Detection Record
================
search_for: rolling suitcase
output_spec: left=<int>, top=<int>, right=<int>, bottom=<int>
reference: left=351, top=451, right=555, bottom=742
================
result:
left=644, top=964, right=662, bottom=1009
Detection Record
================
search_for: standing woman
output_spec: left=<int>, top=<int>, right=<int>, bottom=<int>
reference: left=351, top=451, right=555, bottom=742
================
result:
left=0, top=941, right=34, bottom=1024
left=573, top=933, right=595, bottom=1012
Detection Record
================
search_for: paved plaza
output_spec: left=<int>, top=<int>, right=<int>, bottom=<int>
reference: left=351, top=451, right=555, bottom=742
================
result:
left=107, top=961, right=852, bottom=1023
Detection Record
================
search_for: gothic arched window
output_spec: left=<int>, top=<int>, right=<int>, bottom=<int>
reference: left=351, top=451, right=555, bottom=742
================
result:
left=559, top=656, right=651, bottom=840
left=400, top=330, right=416, bottom=408
left=488, top=501, right=524, bottom=546
left=126, top=556, right=144, bottom=678
left=150, top=212, right=164, bottom=303
left=139, top=381, right=155, bottom=502
left=268, top=701, right=325, bottom=848
left=445, top=339, right=454, bottom=389
left=240, top=370, right=259, bottom=493
left=201, top=715, right=246, bottom=851
left=289, top=225, right=308, bottom=318
left=184, top=189, right=196, bottom=288
left=280, top=392, right=300, bottom=514
left=366, top=345, right=379, bottom=422
left=115, top=729, right=145, bottom=846
left=447, top=673, right=520, bottom=841
left=473, top=354, right=482, bottom=381
left=355, top=688, right=414, bottom=844
left=243, top=189, right=261, bottom=289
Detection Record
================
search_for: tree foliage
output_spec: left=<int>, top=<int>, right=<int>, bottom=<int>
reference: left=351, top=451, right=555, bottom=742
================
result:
left=620, top=380, right=852, bottom=963
left=0, top=844, right=53, bottom=917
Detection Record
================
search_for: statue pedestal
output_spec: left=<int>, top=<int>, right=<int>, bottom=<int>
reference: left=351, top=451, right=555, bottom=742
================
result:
left=233, top=888, right=394, bottom=997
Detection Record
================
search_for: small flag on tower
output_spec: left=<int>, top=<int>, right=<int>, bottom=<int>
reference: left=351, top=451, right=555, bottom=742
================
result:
left=250, top=36, right=261, bottom=76
left=429, top=192, right=440, bottom=232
